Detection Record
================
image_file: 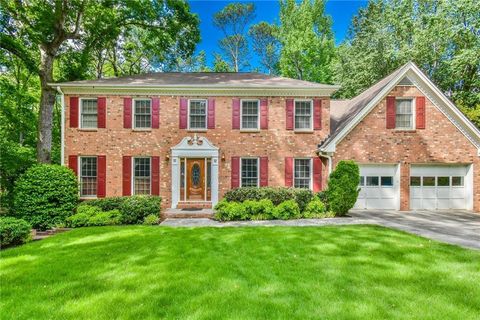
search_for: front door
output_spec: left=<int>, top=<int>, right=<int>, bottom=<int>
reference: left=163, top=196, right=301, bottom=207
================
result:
left=186, top=158, right=205, bottom=201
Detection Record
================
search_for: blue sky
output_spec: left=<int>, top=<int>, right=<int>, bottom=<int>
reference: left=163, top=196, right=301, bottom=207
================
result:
left=188, top=0, right=368, bottom=69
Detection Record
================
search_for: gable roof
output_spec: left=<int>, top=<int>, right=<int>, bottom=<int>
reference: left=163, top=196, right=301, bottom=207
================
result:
left=320, top=62, right=480, bottom=154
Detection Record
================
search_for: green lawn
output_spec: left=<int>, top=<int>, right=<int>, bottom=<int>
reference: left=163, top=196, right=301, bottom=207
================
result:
left=1, top=226, right=479, bottom=320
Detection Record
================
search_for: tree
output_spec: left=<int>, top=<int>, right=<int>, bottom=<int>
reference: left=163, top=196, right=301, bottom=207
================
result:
left=0, top=0, right=200, bottom=163
left=249, top=22, right=281, bottom=74
left=213, top=3, right=256, bottom=72
left=278, top=0, right=335, bottom=83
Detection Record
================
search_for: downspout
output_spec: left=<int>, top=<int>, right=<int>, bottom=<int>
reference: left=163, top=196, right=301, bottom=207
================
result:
left=56, top=86, right=65, bottom=165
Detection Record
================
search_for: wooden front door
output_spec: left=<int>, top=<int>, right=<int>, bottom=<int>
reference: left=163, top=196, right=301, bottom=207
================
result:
left=186, top=158, right=205, bottom=200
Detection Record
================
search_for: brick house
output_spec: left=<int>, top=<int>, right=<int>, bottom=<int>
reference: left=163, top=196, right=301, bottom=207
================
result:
left=53, top=62, right=480, bottom=212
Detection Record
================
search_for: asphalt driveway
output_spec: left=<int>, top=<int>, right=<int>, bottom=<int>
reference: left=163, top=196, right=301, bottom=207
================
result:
left=349, top=210, right=480, bottom=250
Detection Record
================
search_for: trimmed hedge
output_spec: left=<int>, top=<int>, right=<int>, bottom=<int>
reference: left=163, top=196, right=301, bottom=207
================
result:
left=0, top=216, right=31, bottom=247
left=13, top=164, right=79, bottom=230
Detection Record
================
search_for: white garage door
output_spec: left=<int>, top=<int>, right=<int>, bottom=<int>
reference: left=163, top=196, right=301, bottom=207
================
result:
left=355, top=164, right=400, bottom=210
left=410, top=165, right=472, bottom=210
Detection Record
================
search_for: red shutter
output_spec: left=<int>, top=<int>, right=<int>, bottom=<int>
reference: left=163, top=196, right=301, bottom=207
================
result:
left=97, top=155, right=106, bottom=198
left=152, top=98, right=160, bottom=129
left=260, top=156, right=268, bottom=187
left=232, top=98, right=240, bottom=129
left=179, top=98, right=188, bottom=129
left=231, top=156, right=240, bottom=188
left=313, top=157, right=322, bottom=192
left=70, top=97, right=79, bottom=128
left=286, top=99, right=294, bottom=130
left=208, top=98, right=215, bottom=129
left=260, top=99, right=268, bottom=130
left=97, top=97, right=106, bottom=128
left=122, top=156, right=131, bottom=196
left=313, top=99, right=322, bottom=130
left=151, top=156, right=160, bottom=195
left=68, top=155, right=78, bottom=176
left=285, top=157, right=293, bottom=187
left=123, top=97, right=132, bottom=129
left=386, top=96, right=396, bottom=129
left=416, top=96, right=426, bottom=129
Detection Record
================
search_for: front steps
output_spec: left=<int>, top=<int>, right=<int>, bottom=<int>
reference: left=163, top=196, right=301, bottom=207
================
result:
left=162, top=208, right=214, bottom=219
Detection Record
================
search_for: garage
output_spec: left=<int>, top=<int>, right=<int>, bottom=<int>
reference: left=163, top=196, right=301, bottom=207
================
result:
left=355, top=164, right=400, bottom=210
left=410, top=165, right=473, bottom=210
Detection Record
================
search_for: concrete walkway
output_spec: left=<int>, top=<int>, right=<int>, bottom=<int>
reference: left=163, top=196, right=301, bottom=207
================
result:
left=161, top=210, right=480, bottom=250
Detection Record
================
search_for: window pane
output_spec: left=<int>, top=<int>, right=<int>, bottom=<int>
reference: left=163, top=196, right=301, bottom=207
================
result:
left=381, top=176, right=393, bottom=186
left=241, top=158, right=258, bottom=187
left=134, top=158, right=151, bottom=195
left=423, top=177, right=435, bottom=187
left=437, top=176, right=450, bottom=186
left=189, top=100, right=207, bottom=129
left=395, top=99, right=413, bottom=129
left=294, top=101, right=312, bottom=129
left=410, top=176, right=421, bottom=186
left=241, top=101, right=259, bottom=129
left=134, top=100, right=151, bottom=128
left=452, top=176, right=464, bottom=186
left=294, top=159, right=310, bottom=189
left=81, top=99, right=98, bottom=128
left=80, top=157, right=97, bottom=196
left=366, top=176, right=379, bottom=186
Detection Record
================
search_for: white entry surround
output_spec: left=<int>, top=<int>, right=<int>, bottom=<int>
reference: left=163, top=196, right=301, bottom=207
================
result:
left=171, top=134, right=219, bottom=208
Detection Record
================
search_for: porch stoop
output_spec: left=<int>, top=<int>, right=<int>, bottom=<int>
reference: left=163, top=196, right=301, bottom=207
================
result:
left=162, top=208, right=215, bottom=219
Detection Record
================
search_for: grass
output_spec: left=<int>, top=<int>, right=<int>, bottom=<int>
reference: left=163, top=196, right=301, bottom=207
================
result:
left=1, top=225, right=479, bottom=320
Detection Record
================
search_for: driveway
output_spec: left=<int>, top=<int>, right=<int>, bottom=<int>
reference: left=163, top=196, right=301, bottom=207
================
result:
left=349, top=210, right=480, bottom=250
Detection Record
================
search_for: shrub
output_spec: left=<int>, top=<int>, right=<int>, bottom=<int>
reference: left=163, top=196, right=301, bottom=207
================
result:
left=0, top=217, right=31, bottom=247
left=272, top=200, right=301, bottom=220
left=87, top=210, right=122, bottom=226
left=143, top=214, right=160, bottom=225
left=14, top=164, right=79, bottom=230
left=303, top=196, right=327, bottom=218
left=325, top=160, right=360, bottom=216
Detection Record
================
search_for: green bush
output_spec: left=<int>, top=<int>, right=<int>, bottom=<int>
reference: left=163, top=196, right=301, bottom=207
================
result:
left=14, top=164, right=79, bottom=230
left=325, top=160, right=360, bottom=216
left=143, top=214, right=160, bottom=225
left=66, top=205, right=122, bottom=227
left=0, top=216, right=31, bottom=247
left=303, top=196, right=327, bottom=218
left=224, top=187, right=313, bottom=212
left=272, top=200, right=301, bottom=220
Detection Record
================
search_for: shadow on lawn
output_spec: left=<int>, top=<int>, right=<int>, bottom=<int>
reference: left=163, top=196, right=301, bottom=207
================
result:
left=1, top=225, right=479, bottom=319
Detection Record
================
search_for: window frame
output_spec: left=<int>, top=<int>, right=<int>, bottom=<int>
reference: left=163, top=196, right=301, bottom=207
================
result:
left=293, top=157, right=313, bottom=190
left=240, top=157, right=260, bottom=187
left=293, top=99, right=313, bottom=131
left=79, top=98, right=98, bottom=129
left=240, top=99, right=260, bottom=131
left=79, top=156, right=98, bottom=198
left=187, top=99, right=208, bottom=130
left=131, top=157, right=152, bottom=195
left=395, top=98, right=416, bottom=130
left=132, top=98, right=152, bottom=130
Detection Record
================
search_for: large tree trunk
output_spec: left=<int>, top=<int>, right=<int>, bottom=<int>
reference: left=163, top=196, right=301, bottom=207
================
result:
left=36, top=49, right=56, bottom=163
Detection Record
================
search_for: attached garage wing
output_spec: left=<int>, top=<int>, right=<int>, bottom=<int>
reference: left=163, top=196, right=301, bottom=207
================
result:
left=355, top=164, right=400, bottom=210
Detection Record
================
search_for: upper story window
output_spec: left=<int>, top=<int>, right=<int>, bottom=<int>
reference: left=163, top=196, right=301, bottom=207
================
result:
left=395, top=99, right=414, bottom=129
left=134, top=99, right=151, bottom=129
left=294, top=158, right=311, bottom=189
left=241, top=100, right=259, bottom=130
left=241, top=158, right=259, bottom=187
left=294, top=100, right=312, bottom=130
left=133, top=157, right=151, bottom=195
left=80, top=157, right=97, bottom=197
left=189, top=100, right=207, bottom=130
left=81, top=99, right=98, bottom=128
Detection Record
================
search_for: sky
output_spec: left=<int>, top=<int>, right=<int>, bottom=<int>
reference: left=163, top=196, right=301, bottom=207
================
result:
left=188, top=0, right=368, bottom=69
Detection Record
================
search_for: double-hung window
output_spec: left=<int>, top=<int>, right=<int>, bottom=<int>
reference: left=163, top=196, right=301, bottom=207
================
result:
left=189, top=100, right=207, bottom=129
left=80, top=99, right=98, bottom=128
left=395, top=99, right=414, bottom=129
left=294, top=100, right=312, bottom=130
left=241, top=100, right=259, bottom=130
left=241, top=158, right=259, bottom=187
left=134, top=99, right=152, bottom=129
left=133, top=157, right=151, bottom=195
left=80, top=157, right=97, bottom=197
left=294, top=158, right=311, bottom=189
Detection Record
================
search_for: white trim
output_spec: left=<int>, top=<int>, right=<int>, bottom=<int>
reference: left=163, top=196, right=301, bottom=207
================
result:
left=187, top=99, right=208, bottom=130
left=132, top=98, right=152, bottom=129
left=394, top=97, right=416, bottom=130
left=240, top=157, right=260, bottom=187
left=293, top=158, right=313, bottom=190
left=293, top=99, right=313, bottom=131
left=79, top=97, right=98, bottom=129
left=240, top=99, right=260, bottom=131
left=131, top=156, right=152, bottom=196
